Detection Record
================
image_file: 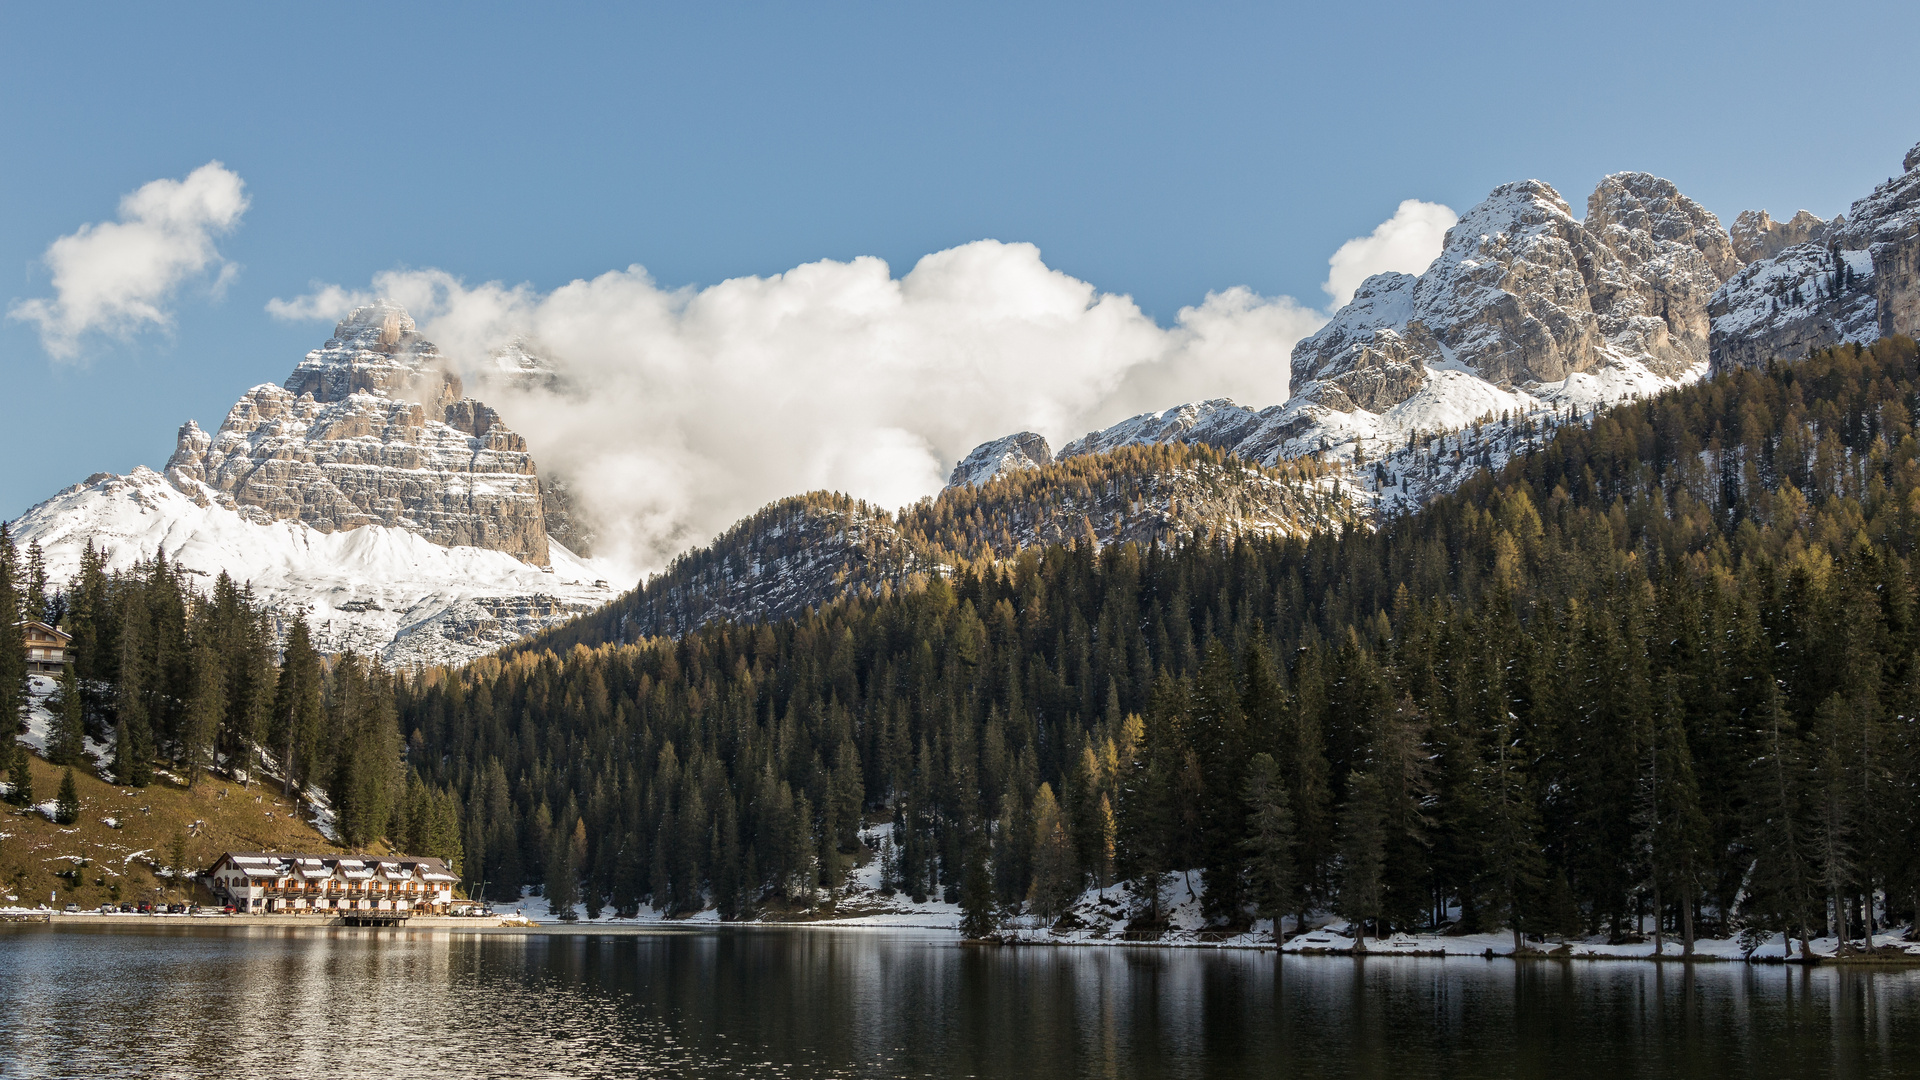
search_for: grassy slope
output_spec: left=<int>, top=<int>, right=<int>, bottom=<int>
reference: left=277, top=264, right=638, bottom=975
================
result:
left=1, top=752, right=345, bottom=910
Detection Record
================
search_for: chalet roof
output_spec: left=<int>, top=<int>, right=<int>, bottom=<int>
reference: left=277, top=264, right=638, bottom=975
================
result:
left=207, top=851, right=458, bottom=884
left=19, top=620, right=71, bottom=643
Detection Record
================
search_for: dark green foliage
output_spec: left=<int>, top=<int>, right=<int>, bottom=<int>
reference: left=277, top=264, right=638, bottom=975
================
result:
left=1241, top=752, right=1297, bottom=938
left=8, top=740, right=33, bottom=806
left=55, top=767, right=79, bottom=824
left=959, top=836, right=998, bottom=939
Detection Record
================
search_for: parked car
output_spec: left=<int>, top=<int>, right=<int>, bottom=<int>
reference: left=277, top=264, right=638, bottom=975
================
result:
left=136, top=902, right=152, bottom=913
left=165, top=903, right=187, bottom=914
left=119, top=903, right=135, bottom=913
left=221, top=905, right=237, bottom=914
left=62, top=904, right=79, bottom=913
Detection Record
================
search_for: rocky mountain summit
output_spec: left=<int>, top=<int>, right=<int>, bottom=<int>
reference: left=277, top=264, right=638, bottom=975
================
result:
left=166, top=303, right=553, bottom=564
left=954, top=146, right=1920, bottom=520
left=1289, top=173, right=1738, bottom=415
left=947, top=431, right=1055, bottom=487
left=953, top=171, right=1741, bottom=517
left=1730, top=209, right=1830, bottom=263
left=12, top=303, right=613, bottom=665
left=1710, top=141, right=1920, bottom=373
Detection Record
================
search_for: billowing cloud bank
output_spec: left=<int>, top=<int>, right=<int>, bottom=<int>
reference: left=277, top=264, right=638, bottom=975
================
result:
left=1322, top=199, right=1456, bottom=307
left=275, top=208, right=1450, bottom=579
left=12, top=162, right=248, bottom=358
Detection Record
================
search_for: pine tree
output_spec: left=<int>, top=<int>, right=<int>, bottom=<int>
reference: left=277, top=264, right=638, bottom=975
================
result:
left=9, top=741, right=34, bottom=807
left=1242, top=752, right=1297, bottom=941
left=55, top=767, right=79, bottom=824
left=1027, top=782, right=1079, bottom=921
left=1338, top=770, right=1387, bottom=947
left=959, top=834, right=999, bottom=940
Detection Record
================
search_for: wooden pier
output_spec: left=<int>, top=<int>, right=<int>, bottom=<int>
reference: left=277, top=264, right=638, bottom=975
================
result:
left=340, top=913, right=410, bottom=928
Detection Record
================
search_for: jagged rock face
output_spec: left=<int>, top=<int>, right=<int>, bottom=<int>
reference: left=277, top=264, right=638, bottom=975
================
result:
left=1060, top=399, right=1269, bottom=459
left=165, top=303, right=554, bottom=565
left=1290, top=173, right=1738, bottom=414
left=1731, top=209, right=1829, bottom=263
left=1706, top=245, right=1876, bottom=373
left=1711, top=141, right=1920, bottom=373
left=282, top=302, right=463, bottom=406
left=948, top=432, right=1053, bottom=488
left=538, top=474, right=596, bottom=557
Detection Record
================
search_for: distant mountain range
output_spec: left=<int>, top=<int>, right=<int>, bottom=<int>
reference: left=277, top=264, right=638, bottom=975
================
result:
left=13, top=140, right=1919, bottom=657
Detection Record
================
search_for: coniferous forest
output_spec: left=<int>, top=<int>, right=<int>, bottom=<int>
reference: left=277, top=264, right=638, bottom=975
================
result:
left=0, top=541, right=460, bottom=861
left=393, top=337, right=1920, bottom=951
left=13, top=337, right=1920, bottom=954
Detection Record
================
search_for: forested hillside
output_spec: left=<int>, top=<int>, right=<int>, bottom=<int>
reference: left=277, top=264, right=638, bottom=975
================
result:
left=1, top=541, right=459, bottom=864
left=401, top=336, right=1920, bottom=950
left=525, top=443, right=1359, bottom=645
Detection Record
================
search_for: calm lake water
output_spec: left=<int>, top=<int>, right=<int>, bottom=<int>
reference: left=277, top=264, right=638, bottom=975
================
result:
left=2, top=925, right=1918, bottom=1078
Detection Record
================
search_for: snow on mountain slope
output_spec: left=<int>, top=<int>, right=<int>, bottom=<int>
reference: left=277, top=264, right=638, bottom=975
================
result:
left=8, top=301, right=622, bottom=666
left=946, top=432, right=1054, bottom=488
left=12, top=468, right=613, bottom=667
left=1710, top=140, right=1920, bottom=373
left=954, top=171, right=1730, bottom=516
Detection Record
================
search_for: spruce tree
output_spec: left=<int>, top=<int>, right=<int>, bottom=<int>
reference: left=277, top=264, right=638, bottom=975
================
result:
left=0, top=526, right=27, bottom=743
left=1476, top=717, right=1546, bottom=953
left=55, top=767, right=79, bottom=824
left=959, top=835, right=998, bottom=940
left=1242, top=752, right=1298, bottom=941
left=1337, top=771, right=1387, bottom=947
left=546, top=816, right=580, bottom=917
left=8, top=741, right=33, bottom=806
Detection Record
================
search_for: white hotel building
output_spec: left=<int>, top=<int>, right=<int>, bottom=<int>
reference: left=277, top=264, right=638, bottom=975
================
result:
left=206, top=852, right=459, bottom=914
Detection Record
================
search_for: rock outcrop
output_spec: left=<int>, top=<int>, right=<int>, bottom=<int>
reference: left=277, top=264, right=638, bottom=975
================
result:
left=1730, top=209, right=1829, bottom=263
left=947, top=432, right=1054, bottom=488
left=165, top=303, right=554, bottom=565
left=1710, top=141, right=1920, bottom=373
left=1289, top=173, right=1738, bottom=416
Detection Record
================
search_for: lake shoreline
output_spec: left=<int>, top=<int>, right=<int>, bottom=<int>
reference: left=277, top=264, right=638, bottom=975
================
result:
left=16, top=911, right=1920, bottom=966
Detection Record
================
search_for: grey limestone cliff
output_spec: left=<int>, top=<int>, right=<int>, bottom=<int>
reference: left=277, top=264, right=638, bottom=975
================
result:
left=166, top=302, right=556, bottom=564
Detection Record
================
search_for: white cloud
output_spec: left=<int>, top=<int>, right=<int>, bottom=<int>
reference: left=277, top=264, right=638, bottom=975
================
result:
left=1322, top=199, right=1455, bottom=307
left=272, top=243, right=1322, bottom=577
left=10, top=162, right=249, bottom=358
left=268, top=199, right=1438, bottom=579
left=265, top=283, right=371, bottom=323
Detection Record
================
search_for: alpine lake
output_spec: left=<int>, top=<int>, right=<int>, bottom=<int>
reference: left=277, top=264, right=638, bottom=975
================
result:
left=2, top=923, right=1918, bottom=1078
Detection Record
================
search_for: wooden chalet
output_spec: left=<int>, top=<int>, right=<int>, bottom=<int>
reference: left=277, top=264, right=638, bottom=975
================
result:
left=21, top=620, right=70, bottom=676
left=205, top=852, right=460, bottom=915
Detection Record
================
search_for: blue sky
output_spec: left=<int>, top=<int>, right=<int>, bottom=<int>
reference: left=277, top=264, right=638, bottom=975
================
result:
left=4, top=0, right=1918, bottom=523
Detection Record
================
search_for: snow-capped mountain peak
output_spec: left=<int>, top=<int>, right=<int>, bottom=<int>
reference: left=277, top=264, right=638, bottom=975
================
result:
left=12, top=304, right=617, bottom=666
